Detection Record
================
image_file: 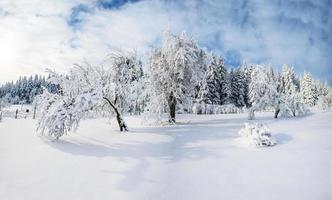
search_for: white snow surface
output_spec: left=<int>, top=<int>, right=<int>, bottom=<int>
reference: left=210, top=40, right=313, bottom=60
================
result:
left=0, top=111, right=331, bottom=200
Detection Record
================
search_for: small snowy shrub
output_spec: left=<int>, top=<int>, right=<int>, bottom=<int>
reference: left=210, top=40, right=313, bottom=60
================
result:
left=206, top=104, right=214, bottom=114
left=238, top=123, right=276, bottom=147
left=220, top=104, right=240, bottom=114
left=192, top=103, right=202, bottom=114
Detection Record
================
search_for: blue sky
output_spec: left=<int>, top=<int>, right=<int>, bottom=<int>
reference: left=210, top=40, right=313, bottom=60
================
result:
left=0, top=0, right=331, bottom=84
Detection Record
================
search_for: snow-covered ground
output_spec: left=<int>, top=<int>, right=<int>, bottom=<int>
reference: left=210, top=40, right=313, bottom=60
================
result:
left=0, top=111, right=331, bottom=200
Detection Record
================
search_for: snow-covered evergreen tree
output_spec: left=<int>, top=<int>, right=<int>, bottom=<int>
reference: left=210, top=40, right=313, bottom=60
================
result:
left=280, top=65, right=298, bottom=94
left=197, top=53, right=227, bottom=105
left=239, top=63, right=254, bottom=107
left=300, top=71, right=317, bottom=106
left=148, top=30, right=205, bottom=122
left=228, top=68, right=246, bottom=107
left=279, top=65, right=306, bottom=117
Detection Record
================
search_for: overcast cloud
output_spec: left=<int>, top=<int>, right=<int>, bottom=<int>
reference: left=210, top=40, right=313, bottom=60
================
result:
left=0, top=0, right=331, bottom=84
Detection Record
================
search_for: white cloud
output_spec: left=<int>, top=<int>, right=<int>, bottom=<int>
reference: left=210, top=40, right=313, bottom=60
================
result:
left=0, top=0, right=331, bottom=84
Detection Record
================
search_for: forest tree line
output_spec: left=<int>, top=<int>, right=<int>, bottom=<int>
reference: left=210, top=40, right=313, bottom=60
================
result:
left=0, top=30, right=332, bottom=139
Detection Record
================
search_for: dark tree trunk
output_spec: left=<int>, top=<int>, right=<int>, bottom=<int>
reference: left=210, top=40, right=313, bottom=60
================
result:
left=274, top=108, right=280, bottom=118
left=292, top=110, right=296, bottom=117
left=33, top=104, right=37, bottom=119
left=103, top=97, right=128, bottom=132
left=168, top=93, right=177, bottom=123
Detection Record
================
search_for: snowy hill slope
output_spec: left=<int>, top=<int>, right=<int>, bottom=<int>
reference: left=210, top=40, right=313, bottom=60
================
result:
left=0, top=112, right=331, bottom=200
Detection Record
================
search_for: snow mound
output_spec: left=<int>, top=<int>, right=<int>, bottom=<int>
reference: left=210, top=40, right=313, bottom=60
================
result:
left=235, top=123, right=277, bottom=147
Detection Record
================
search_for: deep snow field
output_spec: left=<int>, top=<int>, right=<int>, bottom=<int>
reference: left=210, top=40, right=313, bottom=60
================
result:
left=0, top=111, right=331, bottom=200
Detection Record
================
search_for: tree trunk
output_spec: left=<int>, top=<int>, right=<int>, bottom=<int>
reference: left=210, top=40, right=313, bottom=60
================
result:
left=103, top=97, right=128, bottom=132
left=168, top=93, right=177, bottom=123
left=274, top=108, right=280, bottom=118
left=33, top=104, right=37, bottom=119
left=248, top=108, right=255, bottom=120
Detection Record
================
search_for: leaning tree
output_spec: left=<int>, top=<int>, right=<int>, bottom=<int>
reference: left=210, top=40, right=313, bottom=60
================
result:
left=36, top=52, right=143, bottom=140
left=149, top=30, right=205, bottom=123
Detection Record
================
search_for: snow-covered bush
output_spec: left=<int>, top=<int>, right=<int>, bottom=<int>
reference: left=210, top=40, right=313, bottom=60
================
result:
left=238, top=123, right=276, bottom=147
left=192, top=103, right=243, bottom=114
left=192, top=103, right=201, bottom=114
left=219, top=104, right=242, bottom=114
left=205, top=104, right=214, bottom=114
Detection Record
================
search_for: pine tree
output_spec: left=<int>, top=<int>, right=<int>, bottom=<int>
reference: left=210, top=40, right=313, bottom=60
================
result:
left=196, top=53, right=227, bottom=105
left=239, top=63, right=254, bottom=107
left=300, top=71, right=317, bottom=106
left=279, top=65, right=306, bottom=117
left=280, top=65, right=297, bottom=95
left=228, top=69, right=246, bottom=107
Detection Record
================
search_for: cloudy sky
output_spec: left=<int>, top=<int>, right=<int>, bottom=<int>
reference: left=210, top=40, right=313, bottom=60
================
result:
left=0, top=0, right=331, bottom=84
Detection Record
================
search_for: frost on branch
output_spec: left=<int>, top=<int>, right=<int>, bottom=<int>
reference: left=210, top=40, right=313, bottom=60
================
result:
left=238, top=123, right=276, bottom=147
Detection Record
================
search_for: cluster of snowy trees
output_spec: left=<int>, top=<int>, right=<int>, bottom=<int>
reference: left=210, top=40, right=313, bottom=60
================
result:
left=1, top=29, right=331, bottom=138
left=0, top=75, right=59, bottom=105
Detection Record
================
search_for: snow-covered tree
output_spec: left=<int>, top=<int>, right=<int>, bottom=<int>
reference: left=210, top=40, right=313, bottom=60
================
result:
left=300, top=71, right=317, bottom=106
left=148, top=30, right=205, bottom=122
left=248, top=65, right=279, bottom=119
left=317, top=85, right=332, bottom=110
left=197, top=53, right=227, bottom=105
left=280, top=65, right=298, bottom=94
left=129, top=73, right=150, bottom=115
left=315, top=80, right=329, bottom=97
left=278, top=65, right=306, bottom=117
left=228, top=68, right=246, bottom=107
left=37, top=52, right=143, bottom=140
left=239, top=63, right=254, bottom=107
left=196, top=76, right=210, bottom=104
